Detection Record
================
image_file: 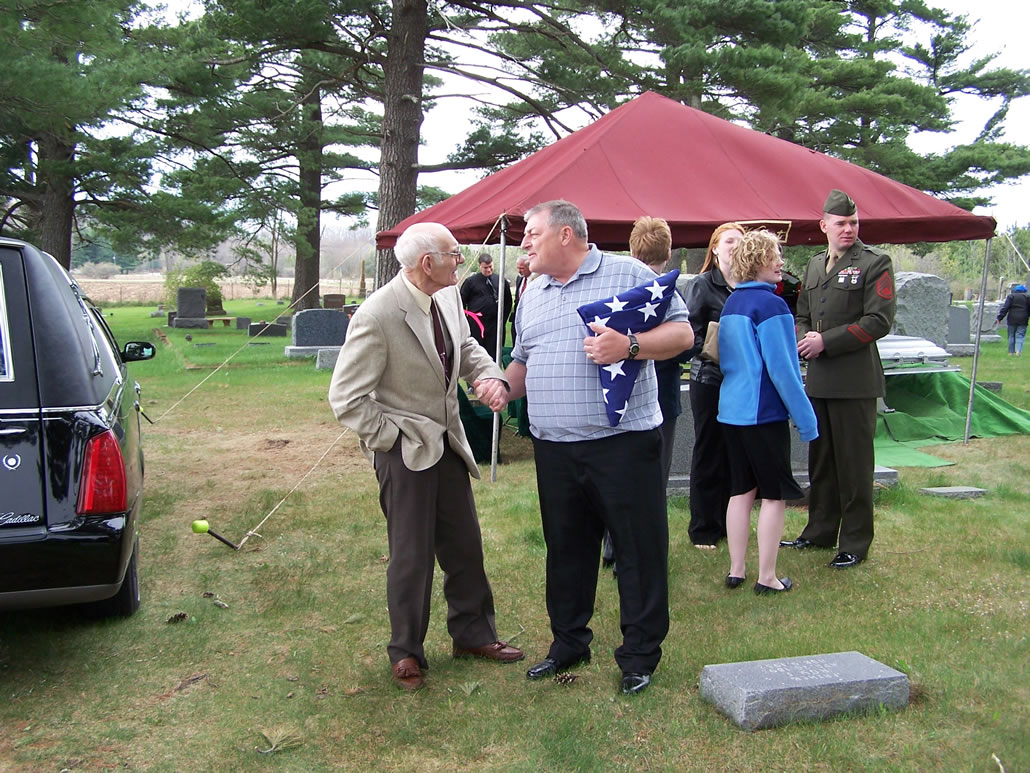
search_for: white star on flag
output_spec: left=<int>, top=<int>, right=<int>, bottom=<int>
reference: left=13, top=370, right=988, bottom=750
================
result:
left=603, top=360, right=626, bottom=379
left=605, top=296, right=628, bottom=313
left=576, top=268, right=681, bottom=427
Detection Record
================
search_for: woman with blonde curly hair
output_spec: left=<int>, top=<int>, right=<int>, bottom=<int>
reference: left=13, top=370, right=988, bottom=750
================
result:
left=717, top=230, right=818, bottom=594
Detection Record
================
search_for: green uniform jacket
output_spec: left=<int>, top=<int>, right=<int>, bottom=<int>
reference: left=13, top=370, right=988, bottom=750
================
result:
left=796, top=239, right=896, bottom=399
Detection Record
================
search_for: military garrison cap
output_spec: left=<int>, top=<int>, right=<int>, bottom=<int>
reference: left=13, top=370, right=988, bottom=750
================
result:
left=823, top=189, right=857, bottom=216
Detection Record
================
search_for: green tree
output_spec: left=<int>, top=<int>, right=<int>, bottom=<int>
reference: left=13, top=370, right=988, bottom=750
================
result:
left=0, top=0, right=160, bottom=268
left=487, top=0, right=1030, bottom=211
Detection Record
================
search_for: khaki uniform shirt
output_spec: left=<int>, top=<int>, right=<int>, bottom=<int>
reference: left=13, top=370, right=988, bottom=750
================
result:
left=796, top=239, right=896, bottom=399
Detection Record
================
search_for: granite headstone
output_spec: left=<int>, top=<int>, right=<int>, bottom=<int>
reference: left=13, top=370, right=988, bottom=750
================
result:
left=699, top=651, right=909, bottom=731
left=323, top=294, right=347, bottom=309
left=893, top=273, right=950, bottom=346
left=176, top=287, right=206, bottom=319
left=249, top=321, right=288, bottom=337
left=292, top=309, right=349, bottom=347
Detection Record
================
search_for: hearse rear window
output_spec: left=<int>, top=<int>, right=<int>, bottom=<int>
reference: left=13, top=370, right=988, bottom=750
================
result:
left=0, top=264, right=12, bottom=382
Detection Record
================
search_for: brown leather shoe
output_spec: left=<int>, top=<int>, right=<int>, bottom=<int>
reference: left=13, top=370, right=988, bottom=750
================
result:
left=391, top=657, right=425, bottom=690
left=452, top=640, right=525, bottom=662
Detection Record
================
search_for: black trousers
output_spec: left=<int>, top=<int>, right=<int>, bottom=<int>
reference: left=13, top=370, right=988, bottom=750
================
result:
left=801, top=397, right=877, bottom=559
left=687, top=380, right=730, bottom=545
left=374, top=439, right=497, bottom=667
left=532, top=429, right=669, bottom=675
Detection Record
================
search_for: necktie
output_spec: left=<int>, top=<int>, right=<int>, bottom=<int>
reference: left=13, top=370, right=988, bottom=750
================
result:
left=429, top=299, right=450, bottom=385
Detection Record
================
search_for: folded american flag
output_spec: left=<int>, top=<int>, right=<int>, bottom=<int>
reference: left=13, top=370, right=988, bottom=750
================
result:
left=576, top=269, right=680, bottom=426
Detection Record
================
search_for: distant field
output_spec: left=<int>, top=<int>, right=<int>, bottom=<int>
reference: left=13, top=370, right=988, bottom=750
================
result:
left=74, top=275, right=362, bottom=304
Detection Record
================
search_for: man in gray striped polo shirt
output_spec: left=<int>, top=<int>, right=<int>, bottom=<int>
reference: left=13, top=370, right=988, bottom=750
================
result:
left=504, top=200, right=693, bottom=696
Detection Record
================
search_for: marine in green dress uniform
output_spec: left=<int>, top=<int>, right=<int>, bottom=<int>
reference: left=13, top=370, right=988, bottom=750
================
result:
left=782, top=190, right=896, bottom=569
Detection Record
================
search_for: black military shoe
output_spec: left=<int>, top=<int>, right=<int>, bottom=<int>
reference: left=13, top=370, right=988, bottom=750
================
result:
left=829, top=551, right=863, bottom=569
left=526, top=654, right=590, bottom=680
left=780, top=537, right=819, bottom=549
left=621, top=672, right=651, bottom=695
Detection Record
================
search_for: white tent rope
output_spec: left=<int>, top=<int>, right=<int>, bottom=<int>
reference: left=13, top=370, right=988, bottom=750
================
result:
left=237, top=428, right=351, bottom=549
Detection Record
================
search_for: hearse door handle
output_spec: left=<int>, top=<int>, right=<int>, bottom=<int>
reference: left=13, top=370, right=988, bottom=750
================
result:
left=0, top=428, right=27, bottom=436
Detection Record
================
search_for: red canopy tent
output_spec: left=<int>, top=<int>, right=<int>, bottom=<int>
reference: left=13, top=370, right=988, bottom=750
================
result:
left=377, top=91, right=996, bottom=250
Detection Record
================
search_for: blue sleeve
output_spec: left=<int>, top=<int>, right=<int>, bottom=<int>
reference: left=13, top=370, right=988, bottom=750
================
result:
left=756, top=312, right=819, bottom=442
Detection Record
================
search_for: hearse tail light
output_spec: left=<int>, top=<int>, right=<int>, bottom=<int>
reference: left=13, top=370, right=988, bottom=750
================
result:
left=76, top=430, right=127, bottom=515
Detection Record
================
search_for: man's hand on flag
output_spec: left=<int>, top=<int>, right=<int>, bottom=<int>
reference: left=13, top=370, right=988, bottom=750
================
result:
left=584, top=320, right=632, bottom=365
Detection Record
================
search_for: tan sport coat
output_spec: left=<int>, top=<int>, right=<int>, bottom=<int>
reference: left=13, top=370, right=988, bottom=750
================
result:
left=328, top=273, right=505, bottom=478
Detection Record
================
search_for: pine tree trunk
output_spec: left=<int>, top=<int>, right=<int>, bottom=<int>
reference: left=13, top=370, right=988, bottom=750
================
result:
left=375, top=0, right=428, bottom=291
left=37, top=132, right=76, bottom=269
left=292, top=73, right=323, bottom=311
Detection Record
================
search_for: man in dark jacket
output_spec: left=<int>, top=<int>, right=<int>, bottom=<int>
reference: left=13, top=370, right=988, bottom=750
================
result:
left=996, top=284, right=1030, bottom=356
left=781, top=189, right=896, bottom=570
left=460, top=253, right=512, bottom=359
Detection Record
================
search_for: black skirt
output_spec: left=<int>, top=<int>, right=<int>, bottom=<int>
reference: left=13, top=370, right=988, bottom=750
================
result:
left=722, top=420, right=804, bottom=501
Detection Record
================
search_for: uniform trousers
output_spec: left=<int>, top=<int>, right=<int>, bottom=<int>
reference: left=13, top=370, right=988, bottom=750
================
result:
left=800, top=397, right=877, bottom=559
left=687, top=380, right=730, bottom=545
left=374, top=438, right=497, bottom=667
left=532, top=428, right=669, bottom=675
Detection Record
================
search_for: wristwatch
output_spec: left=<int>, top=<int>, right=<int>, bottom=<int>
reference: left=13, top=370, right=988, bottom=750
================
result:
left=627, top=333, right=640, bottom=360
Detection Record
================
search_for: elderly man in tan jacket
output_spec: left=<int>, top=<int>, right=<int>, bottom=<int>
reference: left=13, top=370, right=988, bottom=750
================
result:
left=329, top=222, right=523, bottom=691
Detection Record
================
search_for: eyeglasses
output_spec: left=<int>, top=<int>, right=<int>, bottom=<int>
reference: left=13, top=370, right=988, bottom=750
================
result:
left=428, top=250, right=462, bottom=260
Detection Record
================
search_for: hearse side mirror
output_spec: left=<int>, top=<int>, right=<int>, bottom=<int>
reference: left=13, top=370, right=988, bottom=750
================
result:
left=121, top=341, right=156, bottom=362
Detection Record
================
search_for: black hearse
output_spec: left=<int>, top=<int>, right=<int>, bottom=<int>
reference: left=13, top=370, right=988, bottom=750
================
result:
left=0, top=238, right=154, bottom=617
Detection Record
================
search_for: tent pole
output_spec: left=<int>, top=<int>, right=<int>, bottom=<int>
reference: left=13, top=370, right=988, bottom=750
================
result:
left=490, top=215, right=508, bottom=482
left=964, top=238, right=993, bottom=444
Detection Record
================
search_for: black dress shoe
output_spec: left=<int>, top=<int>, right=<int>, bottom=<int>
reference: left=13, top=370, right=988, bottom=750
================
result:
left=725, top=575, right=745, bottom=589
left=621, top=672, right=651, bottom=695
left=754, top=577, right=793, bottom=594
left=829, top=551, right=863, bottom=569
left=780, top=537, right=818, bottom=549
left=526, top=654, right=590, bottom=680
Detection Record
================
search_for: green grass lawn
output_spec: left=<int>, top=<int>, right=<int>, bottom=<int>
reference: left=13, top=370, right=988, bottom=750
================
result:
left=0, top=311, right=1027, bottom=771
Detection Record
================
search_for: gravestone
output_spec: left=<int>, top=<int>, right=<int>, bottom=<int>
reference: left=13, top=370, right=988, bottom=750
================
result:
left=919, top=485, right=987, bottom=499
left=285, top=309, right=349, bottom=358
left=947, top=305, right=970, bottom=344
left=893, top=273, right=950, bottom=346
left=324, top=294, right=347, bottom=309
left=699, top=651, right=909, bottom=731
left=315, top=347, right=342, bottom=370
left=176, top=287, right=206, bottom=318
left=173, top=287, right=210, bottom=329
left=248, top=321, right=288, bottom=337
left=235, top=316, right=252, bottom=330
left=167, top=311, right=177, bottom=327
left=972, top=301, right=1002, bottom=334
left=173, top=316, right=210, bottom=329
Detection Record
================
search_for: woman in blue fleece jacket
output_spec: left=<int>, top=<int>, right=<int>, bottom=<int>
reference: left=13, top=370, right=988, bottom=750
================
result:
left=717, top=230, right=818, bottom=594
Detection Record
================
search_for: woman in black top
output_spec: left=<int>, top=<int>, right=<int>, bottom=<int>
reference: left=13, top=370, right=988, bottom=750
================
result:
left=682, top=222, right=744, bottom=548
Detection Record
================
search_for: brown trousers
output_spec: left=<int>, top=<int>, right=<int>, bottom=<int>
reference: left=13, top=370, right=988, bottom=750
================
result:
left=374, top=438, right=497, bottom=667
